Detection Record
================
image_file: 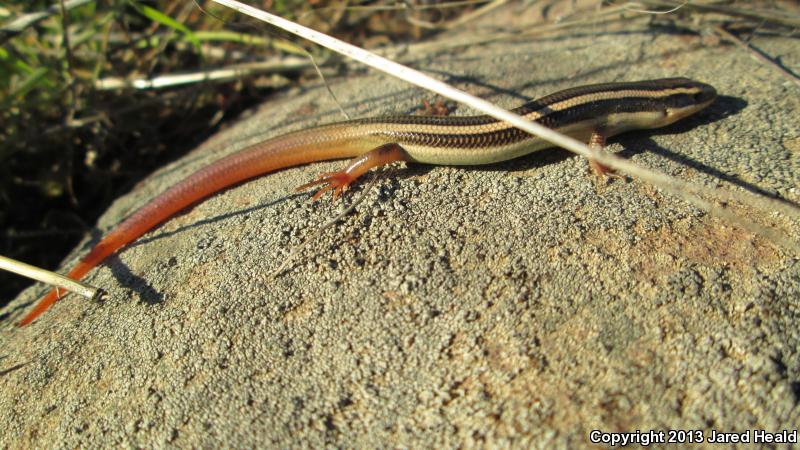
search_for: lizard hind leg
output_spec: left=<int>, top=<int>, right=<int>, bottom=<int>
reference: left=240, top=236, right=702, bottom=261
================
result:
left=296, top=143, right=411, bottom=201
left=587, top=130, right=625, bottom=180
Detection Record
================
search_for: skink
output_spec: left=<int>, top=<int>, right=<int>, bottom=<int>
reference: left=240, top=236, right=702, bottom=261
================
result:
left=19, top=77, right=717, bottom=325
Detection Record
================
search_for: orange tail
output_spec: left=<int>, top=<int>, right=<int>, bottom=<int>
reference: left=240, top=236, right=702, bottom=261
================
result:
left=16, top=126, right=370, bottom=326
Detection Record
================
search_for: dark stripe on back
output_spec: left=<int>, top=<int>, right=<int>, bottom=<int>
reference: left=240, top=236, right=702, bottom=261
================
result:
left=377, top=96, right=670, bottom=149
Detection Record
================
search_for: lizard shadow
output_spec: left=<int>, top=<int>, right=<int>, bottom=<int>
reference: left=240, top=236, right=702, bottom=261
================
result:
left=131, top=192, right=307, bottom=248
